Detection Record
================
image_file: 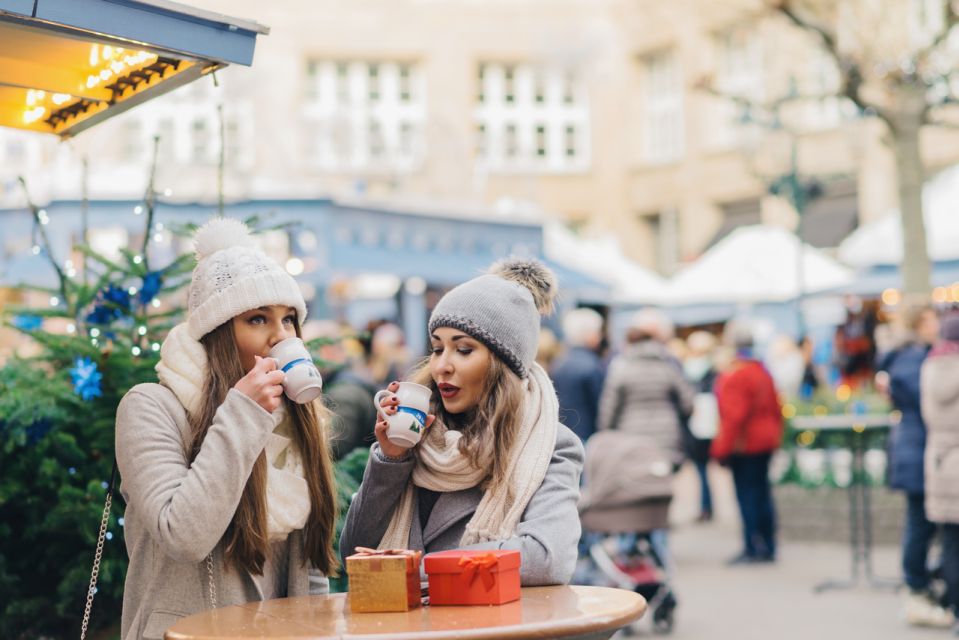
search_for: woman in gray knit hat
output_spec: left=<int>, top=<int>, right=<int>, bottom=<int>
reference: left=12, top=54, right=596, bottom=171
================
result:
left=339, top=258, right=585, bottom=585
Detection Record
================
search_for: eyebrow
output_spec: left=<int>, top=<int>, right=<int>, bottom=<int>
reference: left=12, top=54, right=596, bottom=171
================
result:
left=252, top=306, right=297, bottom=314
left=430, top=333, right=471, bottom=342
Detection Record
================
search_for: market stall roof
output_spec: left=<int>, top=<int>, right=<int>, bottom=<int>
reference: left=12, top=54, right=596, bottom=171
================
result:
left=0, top=0, right=268, bottom=138
left=543, top=222, right=669, bottom=305
left=662, top=225, right=854, bottom=305
left=837, top=163, right=959, bottom=267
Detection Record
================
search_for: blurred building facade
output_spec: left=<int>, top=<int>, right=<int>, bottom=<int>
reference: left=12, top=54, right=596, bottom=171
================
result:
left=2, top=0, right=959, bottom=274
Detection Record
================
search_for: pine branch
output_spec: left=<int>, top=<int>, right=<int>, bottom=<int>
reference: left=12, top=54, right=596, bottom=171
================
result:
left=17, top=177, right=70, bottom=315
left=141, top=135, right=160, bottom=267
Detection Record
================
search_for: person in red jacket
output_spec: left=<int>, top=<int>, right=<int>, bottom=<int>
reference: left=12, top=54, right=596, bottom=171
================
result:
left=711, top=322, right=783, bottom=564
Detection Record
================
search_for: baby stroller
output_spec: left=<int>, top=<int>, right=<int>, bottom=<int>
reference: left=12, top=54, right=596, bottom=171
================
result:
left=578, top=431, right=678, bottom=634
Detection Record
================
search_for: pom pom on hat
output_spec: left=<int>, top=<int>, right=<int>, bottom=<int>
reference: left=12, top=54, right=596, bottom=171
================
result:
left=193, top=217, right=256, bottom=261
left=489, top=257, right=558, bottom=315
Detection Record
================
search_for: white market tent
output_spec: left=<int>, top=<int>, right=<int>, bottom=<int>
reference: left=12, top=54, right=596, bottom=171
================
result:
left=662, top=225, right=854, bottom=305
left=838, top=164, right=959, bottom=268
left=543, top=221, right=669, bottom=305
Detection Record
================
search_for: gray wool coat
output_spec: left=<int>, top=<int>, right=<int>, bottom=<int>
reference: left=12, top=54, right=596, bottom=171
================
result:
left=339, top=424, right=584, bottom=586
left=115, top=383, right=320, bottom=640
left=597, top=340, right=695, bottom=463
left=920, top=353, right=959, bottom=524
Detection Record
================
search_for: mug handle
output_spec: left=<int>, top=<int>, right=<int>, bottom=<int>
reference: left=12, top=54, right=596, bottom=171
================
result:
left=373, top=390, right=393, bottom=423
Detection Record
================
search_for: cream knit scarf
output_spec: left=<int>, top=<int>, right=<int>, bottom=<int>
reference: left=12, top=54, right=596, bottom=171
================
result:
left=378, top=362, right=558, bottom=549
left=156, top=323, right=310, bottom=542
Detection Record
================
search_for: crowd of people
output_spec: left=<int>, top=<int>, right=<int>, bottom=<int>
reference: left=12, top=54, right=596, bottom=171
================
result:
left=110, top=216, right=959, bottom=638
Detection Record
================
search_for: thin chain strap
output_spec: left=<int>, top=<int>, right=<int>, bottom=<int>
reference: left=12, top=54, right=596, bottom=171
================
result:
left=80, top=460, right=117, bottom=640
left=206, top=553, right=217, bottom=609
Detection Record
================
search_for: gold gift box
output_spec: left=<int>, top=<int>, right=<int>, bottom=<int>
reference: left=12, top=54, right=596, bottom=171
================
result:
left=346, top=547, right=423, bottom=613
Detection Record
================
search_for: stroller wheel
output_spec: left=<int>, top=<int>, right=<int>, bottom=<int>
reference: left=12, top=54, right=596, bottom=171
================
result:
left=651, top=591, right=676, bottom=634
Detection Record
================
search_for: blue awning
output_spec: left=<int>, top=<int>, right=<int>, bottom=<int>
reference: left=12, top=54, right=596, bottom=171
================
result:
left=0, top=0, right=268, bottom=137
left=821, top=261, right=959, bottom=296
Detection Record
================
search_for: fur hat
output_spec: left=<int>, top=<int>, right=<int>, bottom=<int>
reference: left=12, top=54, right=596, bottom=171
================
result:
left=186, top=218, right=307, bottom=340
left=428, top=258, right=557, bottom=378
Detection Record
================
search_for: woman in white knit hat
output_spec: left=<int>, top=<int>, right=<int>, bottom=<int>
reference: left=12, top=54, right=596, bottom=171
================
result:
left=339, top=258, right=585, bottom=586
left=114, top=218, right=338, bottom=640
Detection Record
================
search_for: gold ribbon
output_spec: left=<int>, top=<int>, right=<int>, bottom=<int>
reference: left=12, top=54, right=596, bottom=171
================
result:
left=457, top=553, right=499, bottom=591
left=352, top=547, right=419, bottom=572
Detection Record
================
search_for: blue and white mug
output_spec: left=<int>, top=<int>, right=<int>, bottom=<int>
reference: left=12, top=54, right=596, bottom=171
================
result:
left=373, top=382, right=431, bottom=448
left=269, top=337, right=323, bottom=404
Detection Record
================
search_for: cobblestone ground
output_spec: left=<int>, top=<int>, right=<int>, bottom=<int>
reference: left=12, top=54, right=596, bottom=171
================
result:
left=596, top=464, right=948, bottom=639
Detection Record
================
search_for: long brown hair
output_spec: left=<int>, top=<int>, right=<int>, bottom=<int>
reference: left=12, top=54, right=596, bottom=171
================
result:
left=188, top=320, right=339, bottom=576
left=410, top=353, right=524, bottom=497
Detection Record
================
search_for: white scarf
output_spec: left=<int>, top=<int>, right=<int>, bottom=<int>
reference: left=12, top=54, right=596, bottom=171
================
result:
left=378, top=362, right=558, bottom=549
left=156, top=323, right=310, bottom=542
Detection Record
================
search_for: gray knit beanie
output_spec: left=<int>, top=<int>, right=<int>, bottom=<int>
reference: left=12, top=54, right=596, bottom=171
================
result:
left=428, top=258, right=557, bottom=378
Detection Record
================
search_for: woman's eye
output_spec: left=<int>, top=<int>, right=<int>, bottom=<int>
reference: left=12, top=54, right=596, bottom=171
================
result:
left=457, top=348, right=473, bottom=356
left=430, top=346, right=443, bottom=355
left=283, top=315, right=295, bottom=324
left=248, top=315, right=266, bottom=325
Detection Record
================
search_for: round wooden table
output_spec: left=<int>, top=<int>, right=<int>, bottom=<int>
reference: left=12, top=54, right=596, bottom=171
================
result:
left=164, top=585, right=646, bottom=640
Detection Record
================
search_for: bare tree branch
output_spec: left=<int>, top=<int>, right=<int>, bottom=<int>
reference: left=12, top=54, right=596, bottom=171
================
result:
left=916, top=2, right=959, bottom=65
left=697, top=75, right=846, bottom=109
left=772, top=1, right=895, bottom=130
left=923, top=111, right=959, bottom=129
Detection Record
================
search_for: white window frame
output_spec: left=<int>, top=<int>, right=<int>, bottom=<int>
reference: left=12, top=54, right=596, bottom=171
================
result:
left=302, top=59, right=427, bottom=173
left=711, top=28, right=763, bottom=151
left=802, top=49, right=856, bottom=132
left=642, top=50, right=684, bottom=165
left=474, top=62, right=590, bottom=174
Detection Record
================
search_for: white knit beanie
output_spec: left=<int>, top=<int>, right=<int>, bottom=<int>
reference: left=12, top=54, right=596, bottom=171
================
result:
left=186, top=218, right=307, bottom=340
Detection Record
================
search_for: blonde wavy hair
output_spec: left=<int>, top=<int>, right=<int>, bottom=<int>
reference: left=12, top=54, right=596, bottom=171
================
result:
left=409, top=354, right=525, bottom=498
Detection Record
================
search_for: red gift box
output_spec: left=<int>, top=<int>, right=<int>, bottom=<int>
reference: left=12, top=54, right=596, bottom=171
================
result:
left=423, top=549, right=521, bottom=605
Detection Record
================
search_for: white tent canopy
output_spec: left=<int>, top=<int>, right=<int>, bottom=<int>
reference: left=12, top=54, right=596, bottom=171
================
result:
left=544, top=222, right=669, bottom=305
left=838, top=164, right=959, bottom=267
left=662, top=225, right=854, bottom=305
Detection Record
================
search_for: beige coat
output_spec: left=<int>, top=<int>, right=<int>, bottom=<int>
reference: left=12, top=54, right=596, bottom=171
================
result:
left=115, top=383, right=316, bottom=640
left=920, top=353, right=959, bottom=524
left=597, top=340, right=695, bottom=463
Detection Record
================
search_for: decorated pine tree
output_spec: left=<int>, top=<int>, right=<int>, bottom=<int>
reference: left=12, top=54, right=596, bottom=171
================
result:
left=0, top=160, right=195, bottom=637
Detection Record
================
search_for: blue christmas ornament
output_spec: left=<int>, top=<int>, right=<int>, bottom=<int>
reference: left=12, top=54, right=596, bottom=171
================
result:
left=86, top=284, right=132, bottom=324
left=139, top=271, right=163, bottom=304
left=11, top=315, right=42, bottom=331
left=70, top=357, right=103, bottom=402
left=102, top=284, right=132, bottom=311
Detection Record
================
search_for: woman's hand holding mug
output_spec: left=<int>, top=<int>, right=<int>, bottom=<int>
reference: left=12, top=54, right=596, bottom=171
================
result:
left=375, top=381, right=434, bottom=458
left=235, top=355, right=286, bottom=413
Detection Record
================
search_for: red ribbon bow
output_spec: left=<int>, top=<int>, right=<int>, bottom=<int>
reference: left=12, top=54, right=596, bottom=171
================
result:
left=458, top=553, right=499, bottom=591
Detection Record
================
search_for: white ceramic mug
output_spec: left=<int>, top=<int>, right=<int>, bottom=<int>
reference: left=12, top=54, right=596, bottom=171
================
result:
left=373, top=382, right=431, bottom=448
left=269, top=337, right=323, bottom=404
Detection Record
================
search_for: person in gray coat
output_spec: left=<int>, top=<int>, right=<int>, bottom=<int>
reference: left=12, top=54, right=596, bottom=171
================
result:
left=597, top=308, right=694, bottom=464
left=339, top=259, right=585, bottom=586
left=115, top=219, right=339, bottom=640
left=921, top=312, right=959, bottom=628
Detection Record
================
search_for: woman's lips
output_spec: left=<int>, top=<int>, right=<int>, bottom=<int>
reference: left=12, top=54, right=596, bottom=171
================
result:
left=438, top=383, right=460, bottom=399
